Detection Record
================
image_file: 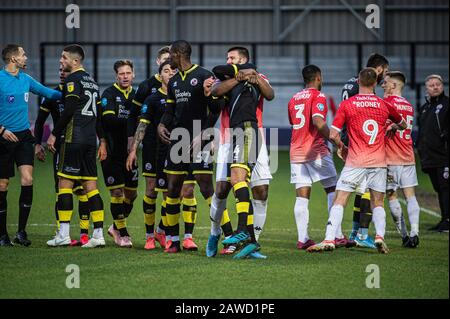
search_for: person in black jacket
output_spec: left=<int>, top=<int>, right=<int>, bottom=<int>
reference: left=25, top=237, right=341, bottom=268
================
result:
left=417, top=74, right=449, bottom=232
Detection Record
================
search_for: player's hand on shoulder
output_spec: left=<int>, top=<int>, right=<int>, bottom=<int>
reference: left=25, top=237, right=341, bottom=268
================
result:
left=235, top=69, right=256, bottom=82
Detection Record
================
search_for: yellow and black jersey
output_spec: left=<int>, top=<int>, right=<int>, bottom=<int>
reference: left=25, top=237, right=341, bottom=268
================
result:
left=101, top=83, right=135, bottom=159
left=140, top=88, right=167, bottom=128
left=52, top=68, right=100, bottom=146
left=132, top=74, right=162, bottom=108
left=163, top=64, right=216, bottom=134
left=34, top=84, right=64, bottom=145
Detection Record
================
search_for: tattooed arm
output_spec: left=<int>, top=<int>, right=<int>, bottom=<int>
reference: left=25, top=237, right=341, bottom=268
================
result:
left=126, top=119, right=149, bottom=171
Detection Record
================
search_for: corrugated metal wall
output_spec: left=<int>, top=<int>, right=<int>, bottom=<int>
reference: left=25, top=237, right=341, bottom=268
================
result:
left=1, top=0, right=448, bottom=55
left=1, top=0, right=448, bottom=125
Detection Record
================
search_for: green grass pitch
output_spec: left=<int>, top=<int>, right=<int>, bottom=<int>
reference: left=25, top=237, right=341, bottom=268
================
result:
left=0, top=151, right=448, bottom=299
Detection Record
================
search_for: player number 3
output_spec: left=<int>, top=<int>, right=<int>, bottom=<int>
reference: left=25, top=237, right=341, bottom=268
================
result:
left=293, top=104, right=306, bottom=129
left=363, top=119, right=378, bottom=145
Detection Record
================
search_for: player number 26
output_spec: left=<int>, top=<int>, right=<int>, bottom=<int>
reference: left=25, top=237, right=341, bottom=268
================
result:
left=82, top=91, right=98, bottom=117
left=362, top=119, right=378, bottom=145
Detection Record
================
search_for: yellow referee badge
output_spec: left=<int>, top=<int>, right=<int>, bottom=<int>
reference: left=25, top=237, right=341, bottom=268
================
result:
left=67, top=82, right=74, bottom=93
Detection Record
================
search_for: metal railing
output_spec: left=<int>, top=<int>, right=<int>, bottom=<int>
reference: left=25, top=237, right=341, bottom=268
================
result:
left=40, top=41, right=449, bottom=108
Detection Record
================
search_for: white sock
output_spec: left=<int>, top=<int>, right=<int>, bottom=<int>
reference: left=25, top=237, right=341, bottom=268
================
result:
left=372, top=206, right=386, bottom=238
left=166, top=235, right=172, bottom=242
left=59, top=223, right=70, bottom=238
left=172, top=235, right=179, bottom=242
left=184, top=233, right=192, bottom=239
left=327, top=192, right=335, bottom=212
left=252, top=199, right=268, bottom=241
left=210, top=194, right=226, bottom=236
left=327, top=191, right=343, bottom=238
left=93, top=227, right=103, bottom=239
left=325, top=205, right=344, bottom=241
left=146, top=233, right=155, bottom=239
left=294, top=197, right=309, bottom=243
left=407, top=196, right=420, bottom=236
left=389, top=199, right=408, bottom=238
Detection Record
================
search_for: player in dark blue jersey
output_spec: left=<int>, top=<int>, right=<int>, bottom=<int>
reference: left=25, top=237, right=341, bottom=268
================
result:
left=158, top=40, right=223, bottom=253
left=34, top=67, right=91, bottom=246
left=127, top=60, right=177, bottom=250
left=100, top=59, right=138, bottom=248
left=0, top=44, right=62, bottom=247
left=341, top=53, right=390, bottom=248
left=46, top=44, right=107, bottom=248
left=129, top=47, right=172, bottom=250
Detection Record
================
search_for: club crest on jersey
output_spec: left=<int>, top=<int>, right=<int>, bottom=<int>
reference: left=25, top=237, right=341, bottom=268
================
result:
left=151, top=88, right=157, bottom=94
left=101, top=97, right=108, bottom=106
left=67, top=82, right=74, bottom=93
left=317, top=103, right=325, bottom=111
left=190, top=78, right=198, bottom=86
left=7, top=95, right=15, bottom=103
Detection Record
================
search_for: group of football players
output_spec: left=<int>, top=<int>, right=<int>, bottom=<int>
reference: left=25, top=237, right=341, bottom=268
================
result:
left=0, top=41, right=422, bottom=258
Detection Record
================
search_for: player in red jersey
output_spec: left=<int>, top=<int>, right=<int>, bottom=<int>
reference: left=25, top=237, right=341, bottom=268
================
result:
left=308, top=68, right=406, bottom=254
left=288, top=65, right=347, bottom=250
left=382, top=71, right=420, bottom=248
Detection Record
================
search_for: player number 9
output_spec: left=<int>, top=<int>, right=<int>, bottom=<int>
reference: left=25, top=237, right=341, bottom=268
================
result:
left=362, top=119, right=378, bottom=145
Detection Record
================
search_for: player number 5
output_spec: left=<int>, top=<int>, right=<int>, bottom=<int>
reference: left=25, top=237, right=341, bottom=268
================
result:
left=398, top=115, right=413, bottom=140
left=363, top=119, right=378, bottom=145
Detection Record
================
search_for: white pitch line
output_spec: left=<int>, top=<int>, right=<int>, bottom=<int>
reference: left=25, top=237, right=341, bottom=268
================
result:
left=398, top=198, right=441, bottom=218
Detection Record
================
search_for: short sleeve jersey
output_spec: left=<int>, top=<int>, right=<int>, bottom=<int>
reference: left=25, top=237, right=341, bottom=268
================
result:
left=63, top=69, right=100, bottom=146
left=341, top=76, right=359, bottom=101
left=332, top=94, right=403, bottom=168
left=141, top=88, right=168, bottom=128
left=132, top=74, right=162, bottom=107
left=39, top=84, right=65, bottom=126
left=100, top=83, right=135, bottom=158
left=384, top=95, right=415, bottom=166
left=288, top=88, right=330, bottom=163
